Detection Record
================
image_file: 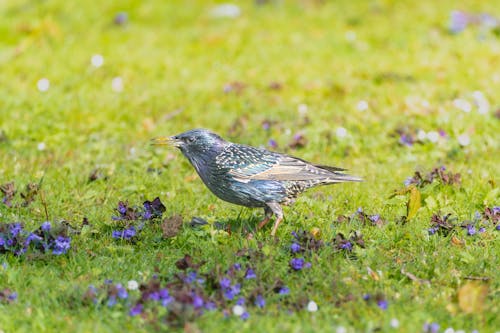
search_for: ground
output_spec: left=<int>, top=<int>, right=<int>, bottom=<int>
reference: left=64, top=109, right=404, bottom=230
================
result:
left=0, top=1, right=499, bottom=332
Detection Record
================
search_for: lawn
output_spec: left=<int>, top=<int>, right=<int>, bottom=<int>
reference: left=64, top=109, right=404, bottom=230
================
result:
left=0, top=0, right=499, bottom=332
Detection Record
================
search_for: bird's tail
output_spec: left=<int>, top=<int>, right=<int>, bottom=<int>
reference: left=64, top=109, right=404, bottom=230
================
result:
left=329, top=172, right=363, bottom=183
left=316, top=165, right=363, bottom=183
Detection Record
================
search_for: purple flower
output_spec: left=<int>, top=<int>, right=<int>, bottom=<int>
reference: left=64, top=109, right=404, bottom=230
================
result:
left=116, top=284, right=128, bottom=299
left=129, top=303, right=143, bottom=316
left=142, top=210, right=152, bottom=220
left=123, top=226, right=136, bottom=239
left=449, top=10, right=469, bottom=34
left=466, top=224, right=476, bottom=236
left=377, top=299, right=388, bottom=310
left=224, top=283, right=241, bottom=300
left=112, top=230, right=123, bottom=239
left=363, top=294, right=371, bottom=301
left=428, top=227, right=438, bottom=235
left=423, top=322, right=440, bottom=333
left=41, top=221, right=51, bottom=232
left=233, top=263, right=242, bottom=271
left=159, top=288, right=174, bottom=306
left=340, top=241, right=353, bottom=251
left=117, top=202, right=127, bottom=215
left=369, top=214, right=381, bottom=223
left=438, top=129, right=447, bottom=137
left=278, top=286, right=290, bottom=295
left=290, top=243, right=301, bottom=253
left=404, top=177, right=414, bottom=187
left=205, top=301, right=216, bottom=310
left=0, top=237, right=4, bottom=247
left=114, top=12, right=128, bottom=26
left=24, top=233, right=42, bottom=246
left=219, top=277, right=231, bottom=289
left=240, top=312, right=249, bottom=320
left=399, top=134, right=414, bottom=147
left=10, top=223, right=22, bottom=237
left=255, top=294, right=265, bottom=308
left=8, top=292, right=17, bottom=301
left=192, top=293, right=204, bottom=309
left=52, top=236, right=71, bottom=255
left=496, top=225, right=500, bottom=231
left=478, top=227, right=485, bottom=233
left=268, top=139, right=278, bottom=149
left=236, top=297, right=245, bottom=306
left=290, top=257, right=308, bottom=271
left=493, top=206, right=500, bottom=215
left=107, top=296, right=117, bottom=307
left=244, top=268, right=256, bottom=279
left=148, top=291, right=160, bottom=301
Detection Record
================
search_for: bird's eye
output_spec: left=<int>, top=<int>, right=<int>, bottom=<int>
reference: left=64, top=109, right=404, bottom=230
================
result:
left=186, top=136, right=196, bottom=143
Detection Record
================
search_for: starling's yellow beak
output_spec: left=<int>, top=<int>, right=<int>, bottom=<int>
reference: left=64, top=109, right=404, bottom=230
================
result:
left=151, top=136, right=182, bottom=147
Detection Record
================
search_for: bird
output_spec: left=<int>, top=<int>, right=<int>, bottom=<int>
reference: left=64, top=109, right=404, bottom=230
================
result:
left=152, top=129, right=362, bottom=236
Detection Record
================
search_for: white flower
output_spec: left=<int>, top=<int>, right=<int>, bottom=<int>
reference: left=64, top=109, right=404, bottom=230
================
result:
left=453, top=98, right=471, bottom=113
left=336, top=127, right=348, bottom=138
left=336, top=326, right=347, bottom=333
left=390, top=318, right=400, bottom=328
left=211, top=4, right=241, bottom=18
left=457, top=133, right=470, bottom=146
left=356, top=100, right=369, bottom=112
left=472, top=91, right=489, bottom=114
left=426, top=131, right=439, bottom=143
left=37, top=142, right=46, bottom=151
left=306, top=300, right=318, bottom=312
left=232, top=304, right=245, bottom=316
left=37, top=78, right=50, bottom=92
left=417, top=129, right=427, bottom=141
left=345, top=31, right=356, bottom=41
left=127, top=280, right=139, bottom=290
left=112, top=77, right=124, bottom=92
left=297, top=103, right=308, bottom=115
left=91, top=54, right=104, bottom=68
left=443, top=328, right=455, bottom=333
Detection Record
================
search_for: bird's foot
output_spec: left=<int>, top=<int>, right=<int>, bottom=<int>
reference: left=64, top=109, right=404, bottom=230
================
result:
left=257, top=216, right=271, bottom=229
left=270, top=217, right=283, bottom=237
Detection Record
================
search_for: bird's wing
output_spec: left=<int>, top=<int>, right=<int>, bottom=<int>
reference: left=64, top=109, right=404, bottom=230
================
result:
left=220, top=144, right=356, bottom=183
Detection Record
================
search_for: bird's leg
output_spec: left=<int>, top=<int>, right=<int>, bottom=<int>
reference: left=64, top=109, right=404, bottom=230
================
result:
left=266, top=202, right=284, bottom=237
left=257, top=206, right=274, bottom=229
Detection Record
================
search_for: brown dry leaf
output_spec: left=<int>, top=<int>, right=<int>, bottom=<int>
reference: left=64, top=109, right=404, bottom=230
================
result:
left=458, top=282, right=488, bottom=314
left=367, top=267, right=380, bottom=281
left=311, top=227, right=321, bottom=239
left=162, top=215, right=183, bottom=239
left=451, top=236, right=464, bottom=246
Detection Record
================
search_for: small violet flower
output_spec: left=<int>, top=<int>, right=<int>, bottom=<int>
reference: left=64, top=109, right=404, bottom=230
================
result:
left=290, top=242, right=301, bottom=253
left=377, top=299, right=388, bottom=310
left=244, top=268, right=256, bottom=279
left=52, top=236, right=71, bottom=255
left=41, top=221, right=51, bottom=232
left=129, top=303, right=143, bottom=316
left=290, top=257, right=310, bottom=271
left=255, top=294, right=265, bottom=308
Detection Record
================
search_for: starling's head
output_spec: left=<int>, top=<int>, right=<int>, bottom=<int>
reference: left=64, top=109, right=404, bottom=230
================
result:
left=152, top=129, right=229, bottom=159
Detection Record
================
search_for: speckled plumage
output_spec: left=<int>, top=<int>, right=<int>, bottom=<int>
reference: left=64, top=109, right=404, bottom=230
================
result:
left=153, top=129, right=362, bottom=236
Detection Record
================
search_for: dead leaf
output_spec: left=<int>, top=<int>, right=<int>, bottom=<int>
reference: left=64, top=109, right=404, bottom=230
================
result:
left=406, top=186, right=421, bottom=220
left=162, top=215, right=183, bottom=238
left=311, top=227, right=321, bottom=239
left=458, top=282, right=488, bottom=314
left=451, top=236, right=464, bottom=246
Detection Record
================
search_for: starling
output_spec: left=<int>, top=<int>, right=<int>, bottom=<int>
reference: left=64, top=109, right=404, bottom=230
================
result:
left=152, top=129, right=362, bottom=236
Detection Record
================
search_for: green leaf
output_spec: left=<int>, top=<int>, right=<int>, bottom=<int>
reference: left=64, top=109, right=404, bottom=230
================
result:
left=406, top=186, right=421, bottom=220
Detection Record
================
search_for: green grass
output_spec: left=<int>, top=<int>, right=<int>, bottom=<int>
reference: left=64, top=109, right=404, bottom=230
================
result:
left=1, top=0, right=499, bottom=332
